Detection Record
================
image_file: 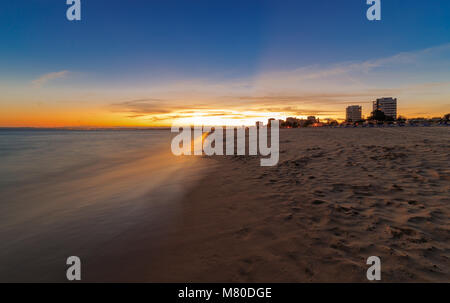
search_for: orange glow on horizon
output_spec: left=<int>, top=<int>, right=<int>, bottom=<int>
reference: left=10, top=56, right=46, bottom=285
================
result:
left=0, top=106, right=448, bottom=128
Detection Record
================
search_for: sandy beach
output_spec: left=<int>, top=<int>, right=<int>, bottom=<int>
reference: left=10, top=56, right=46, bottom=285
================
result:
left=148, top=127, right=450, bottom=282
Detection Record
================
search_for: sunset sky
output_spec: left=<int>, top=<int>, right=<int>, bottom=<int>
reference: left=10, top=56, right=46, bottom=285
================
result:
left=1, top=0, right=449, bottom=127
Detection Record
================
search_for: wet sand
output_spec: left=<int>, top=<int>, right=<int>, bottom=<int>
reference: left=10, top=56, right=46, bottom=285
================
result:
left=149, top=127, right=450, bottom=282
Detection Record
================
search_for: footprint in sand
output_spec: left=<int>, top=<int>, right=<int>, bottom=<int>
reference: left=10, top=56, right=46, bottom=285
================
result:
left=407, top=216, right=431, bottom=224
left=312, top=199, right=327, bottom=205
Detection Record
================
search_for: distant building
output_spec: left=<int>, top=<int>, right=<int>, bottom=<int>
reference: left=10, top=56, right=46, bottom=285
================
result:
left=256, top=121, right=264, bottom=128
left=284, top=117, right=298, bottom=128
left=373, top=97, right=397, bottom=119
left=286, top=117, right=298, bottom=124
left=346, top=105, right=362, bottom=122
left=307, top=116, right=317, bottom=123
left=284, top=116, right=323, bottom=128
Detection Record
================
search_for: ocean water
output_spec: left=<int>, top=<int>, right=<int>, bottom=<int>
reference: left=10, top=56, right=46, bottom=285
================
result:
left=0, top=130, right=209, bottom=282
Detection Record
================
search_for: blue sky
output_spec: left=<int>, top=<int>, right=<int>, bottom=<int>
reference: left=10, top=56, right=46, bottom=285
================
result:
left=0, top=0, right=449, bottom=126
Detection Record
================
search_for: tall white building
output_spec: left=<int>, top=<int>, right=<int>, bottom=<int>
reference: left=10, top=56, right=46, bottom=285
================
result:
left=373, top=97, right=397, bottom=119
left=346, top=105, right=362, bottom=122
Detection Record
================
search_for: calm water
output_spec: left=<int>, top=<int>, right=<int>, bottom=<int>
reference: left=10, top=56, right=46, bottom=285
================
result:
left=0, top=130, right=209, bottom=282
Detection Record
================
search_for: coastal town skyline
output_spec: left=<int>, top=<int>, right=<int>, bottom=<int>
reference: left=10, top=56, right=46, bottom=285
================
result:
left=2, top=94, right=448, bottom=128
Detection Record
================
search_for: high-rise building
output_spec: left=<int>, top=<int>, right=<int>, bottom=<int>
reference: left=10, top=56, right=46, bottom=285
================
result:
left=373, top=97, right=397, bottom=119
left=346, top=105, right=362, bottom=122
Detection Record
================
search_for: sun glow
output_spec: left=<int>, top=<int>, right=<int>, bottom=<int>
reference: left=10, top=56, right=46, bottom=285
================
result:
left=168, top=110, right=289, bottom=127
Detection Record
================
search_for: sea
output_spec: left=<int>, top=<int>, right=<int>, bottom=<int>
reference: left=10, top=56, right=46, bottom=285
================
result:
left=0, top=129, right=209, bottom=281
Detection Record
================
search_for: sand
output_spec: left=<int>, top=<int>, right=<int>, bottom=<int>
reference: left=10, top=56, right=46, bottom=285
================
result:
left=148, top=127, right=450, bottom=282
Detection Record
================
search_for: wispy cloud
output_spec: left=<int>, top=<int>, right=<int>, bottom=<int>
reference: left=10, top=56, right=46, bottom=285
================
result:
left=32, top=70, right=69, bottom=87
left=109, top=43, right=450, bottom=122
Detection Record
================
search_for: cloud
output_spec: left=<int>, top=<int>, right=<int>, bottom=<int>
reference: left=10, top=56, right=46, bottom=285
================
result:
left=109, top=43, right=450, bottom=121
left=32, top=70, right=69, bottom=87
left=111, top=98, right=187, bottom=115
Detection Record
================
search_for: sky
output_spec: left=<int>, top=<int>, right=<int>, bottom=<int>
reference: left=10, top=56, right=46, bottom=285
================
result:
left=0, top=0, right=449, bottom=127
